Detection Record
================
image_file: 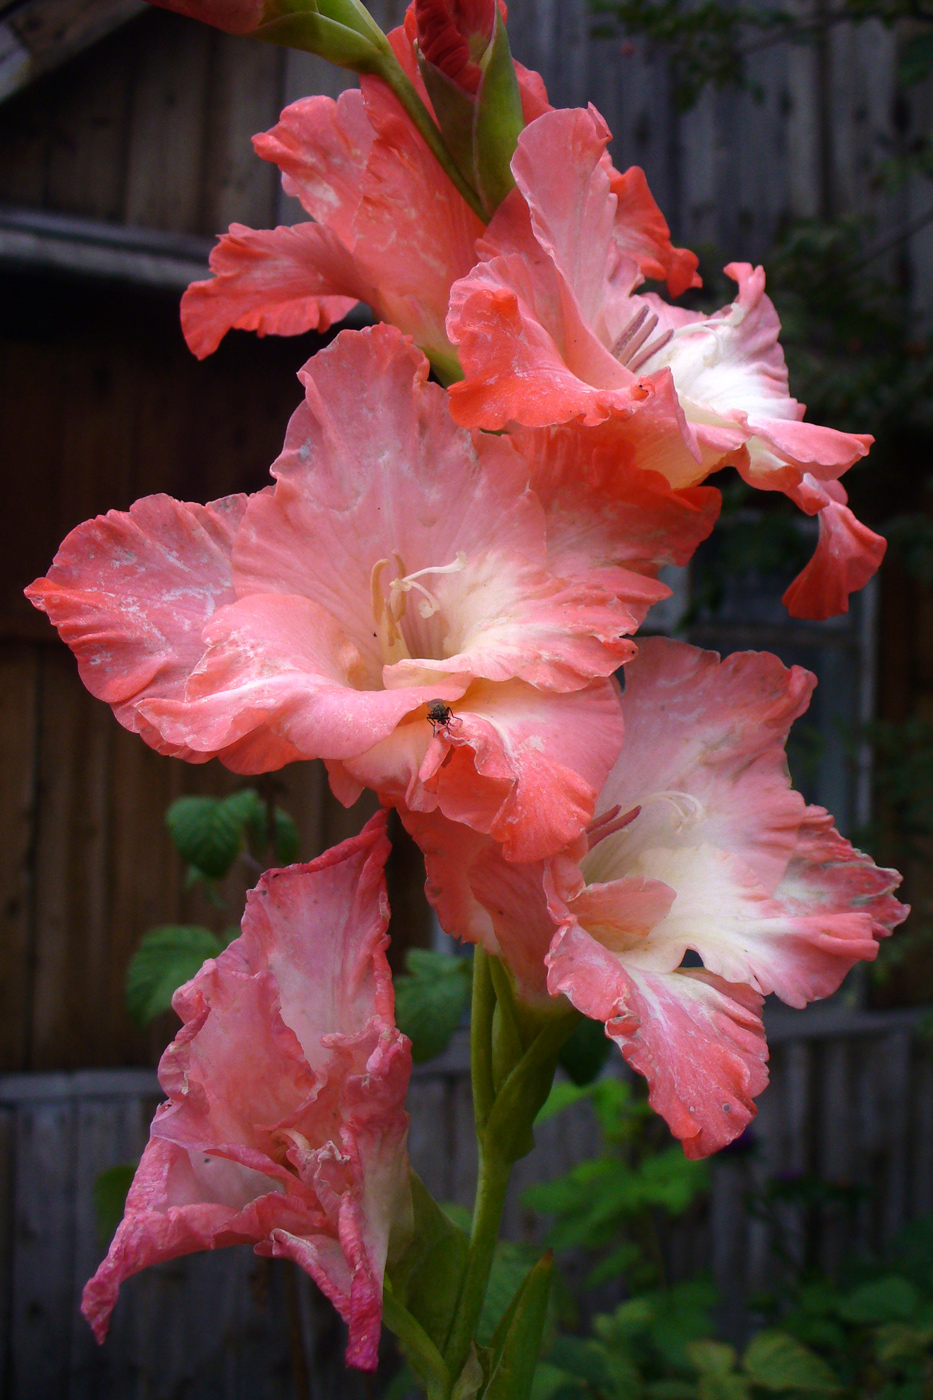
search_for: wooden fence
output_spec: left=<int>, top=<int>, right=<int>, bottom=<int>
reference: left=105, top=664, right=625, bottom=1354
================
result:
left=2, top=1006, right=931, bottom=1399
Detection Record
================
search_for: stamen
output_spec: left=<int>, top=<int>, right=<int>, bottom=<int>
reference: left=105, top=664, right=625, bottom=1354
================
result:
left=610, top=305, right=674, bottom=373
left=586, top=804, right=641, bottom=850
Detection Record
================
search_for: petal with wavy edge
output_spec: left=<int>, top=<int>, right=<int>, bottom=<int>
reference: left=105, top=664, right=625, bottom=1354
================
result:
left=512, top=420, right=719, bottom=603
left=181, top=222, right=364, bottom=360
left=608, top=164, right=700, bottom=297
left=25, top=492, right=247, bottom=729
left=588, top=638, right=814, bottom=894
left=783, top=498, right=886, bottom=620
left=82, top=814, right=410, bottom=1371
left=546, top=927, right=768, bottom=1158
left=252, top=90, right=374, bottom=234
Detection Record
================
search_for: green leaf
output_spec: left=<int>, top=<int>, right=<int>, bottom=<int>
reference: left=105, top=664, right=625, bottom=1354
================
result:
left=530, top=1361, right=588, bottom=1400
left=484, top=1254, right=554, bottom=1400
left=220, top=789, right=300, bottom=864
left=125, top=925, right=224, bottom=1024
left=835, top=1276, right=920, bottom=1324
left=556, top=1016, right=612, bottom=1087
left=742, top=1331, right=843, bottom=1393
left=535, top=1079, right=593, bottom=1124
left=166, top=796, right=243, bottom=879
left=480, top=1240, right=541, bottom=1345
left=393, top=950, right=472, bottom=1064
left=388, top=1173, right=468, bottom=1352
left=94, top=1162, right=136, bottom=1244
left=698, top=1376, right=750, bottom=1400
left=687, top=1341, right=737, bottom=1376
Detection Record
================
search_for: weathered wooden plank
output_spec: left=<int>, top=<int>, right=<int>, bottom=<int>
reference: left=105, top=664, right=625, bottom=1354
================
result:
left=0, top=645, right=38, bottom=1073
left=30, top=650, right=116, bottom=1070
left=10, top=1097, right=77, bottom=1398
left=202, top=34, right=282, bottom=234
left=878, top=1031, right=912, bottom=1242
left=123, top=11, right=213, bottom=234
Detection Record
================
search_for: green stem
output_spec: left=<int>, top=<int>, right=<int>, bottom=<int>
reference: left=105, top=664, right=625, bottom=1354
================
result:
left=470, top=947, right=496, bottom=1135
left=382, top=1286, right=450, bottom=1400
left=442, top=1143, right=512, bottom=1385
left=373, top=54, right=489, bottom=221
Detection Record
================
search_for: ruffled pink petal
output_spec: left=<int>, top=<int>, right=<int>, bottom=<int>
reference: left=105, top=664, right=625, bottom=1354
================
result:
left=137, top=591, right=463, bottom=766
left=181, top=222, right=363, bottom=360
left=594, top=638, right=814, bottom=894
left=82, top=814, right=410, bottom=1371
left=775, top=806, right=908, bottom=946
left=252, top=91, right=374, bottom=234
left=339, top=676, right=625, bottom=862
left=783, top=498, right=886, bottom=620
left=546, top=925, right=768, bottom=1158
left=607, top=164, right=700, bottom=297
left=513, top=419, right=720, bottom=608
left=25, top=492, right=248, bottom=733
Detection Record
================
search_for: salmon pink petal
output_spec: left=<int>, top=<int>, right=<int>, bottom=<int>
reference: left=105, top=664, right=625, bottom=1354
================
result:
left=82, top=814, right=410, bottom=1370
left=340, top=676, right=625, bottom=862
left=775, top=806, right=908, bottom=945
left=546, top=925, right=768, bottom=1158
left=590, top=638, right=814, bottom=894
left=513, top=420, right=719, bottom=612
left=252, top=91, right=373, bottom=234
left=25, top=493, right=248, bottom=734
left=181, top=222, right=363, bottom=360
left=783, top=497, right=887, bottom=620
left=608, top=164, right=700, bottom=297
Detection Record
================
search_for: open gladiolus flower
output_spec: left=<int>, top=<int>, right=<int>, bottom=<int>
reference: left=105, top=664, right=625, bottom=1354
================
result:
left=404, top=638, right=907, bottom=1158
left=28, top=325, right=719, bottom=861
left=82, top=813, right=411, bottom=1370
left=446, top=105, right=885, bottom=619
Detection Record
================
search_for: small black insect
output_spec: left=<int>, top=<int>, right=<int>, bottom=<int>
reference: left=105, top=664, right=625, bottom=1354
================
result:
left=427, top=699, right=461, bottom=736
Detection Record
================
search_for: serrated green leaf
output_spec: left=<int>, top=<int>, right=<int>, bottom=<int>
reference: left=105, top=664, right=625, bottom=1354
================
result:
left=394, top=950, right=471, bottom=1064
left=94, top=1161, right=137, bottom=1244
left=835, top=1276, right=920, bottom=1324
left=125, top=925, right=224, bottom=1024
left=166, top=796, right=243, bottom=879
left=743, top=1331, right=843, bottom=1393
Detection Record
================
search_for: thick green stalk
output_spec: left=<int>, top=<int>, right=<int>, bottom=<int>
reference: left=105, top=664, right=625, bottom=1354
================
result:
left=470, top=947, right=496, bottom=1135
left=442, top=1141, right=512, bottom=1385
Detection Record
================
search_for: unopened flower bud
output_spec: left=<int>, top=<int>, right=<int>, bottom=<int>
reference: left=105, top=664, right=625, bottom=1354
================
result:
left=146, top=0, right=274, bottom=35
left=414, top=0, right=498, bottom=94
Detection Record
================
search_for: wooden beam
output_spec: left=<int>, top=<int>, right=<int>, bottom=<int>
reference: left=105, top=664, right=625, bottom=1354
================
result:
left=0, top=204, right=212, bottom=286
left=0, top=0, right=145, bottom=104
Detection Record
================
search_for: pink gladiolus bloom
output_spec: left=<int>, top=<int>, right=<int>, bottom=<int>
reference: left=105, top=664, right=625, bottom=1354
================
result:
left=82, top=813, right=411, bottom=1370
left=403, top=638, right=907, bottom=1158
left=446, top=105, right=884, bottom=618
left=28, top=324, right=714, bottom=861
